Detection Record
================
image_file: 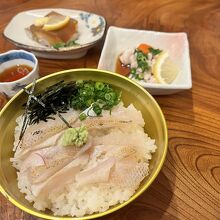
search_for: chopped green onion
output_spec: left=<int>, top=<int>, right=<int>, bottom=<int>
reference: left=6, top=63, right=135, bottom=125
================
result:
left=76, top=80, right=84, bottom=87
left=131, top=68, right=136, bottom=75
left=70, top=80, right=121, bottom=117
left=138, top=61, right=149, bottom=72
left=92, top=103, right=102, bottom=115
left=137, top=73, right=144, bottom=80
left=79, top=113, right=87, bottom=121
left=140, top=56, right=147, bottom=62
left=104, top=93, right=112, bottom=101
left=95, top=82, right=105, bottom=90
left=86, top=99, right=94, bottom=106
left=136, top=53, right=144, bottom=61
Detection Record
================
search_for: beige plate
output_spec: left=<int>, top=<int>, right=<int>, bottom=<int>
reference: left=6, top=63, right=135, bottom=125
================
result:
left=0, top=68, right=168, bottom=219
left=3, top=9, right=106, bottom=59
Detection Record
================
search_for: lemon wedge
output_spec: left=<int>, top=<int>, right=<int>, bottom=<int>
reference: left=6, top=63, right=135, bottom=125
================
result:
left=42, top=16, right=70, bottom=31
left=34, top=17, right=50, bottom=27
left=152, top=51, right=180, bottom=84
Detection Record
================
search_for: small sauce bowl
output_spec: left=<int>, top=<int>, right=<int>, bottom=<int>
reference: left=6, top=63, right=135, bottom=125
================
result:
left=0, top=50, right=39, bottom=97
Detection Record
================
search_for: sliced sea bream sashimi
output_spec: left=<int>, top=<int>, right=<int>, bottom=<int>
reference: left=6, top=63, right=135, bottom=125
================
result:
left=12, top=102, right=157, bottom=216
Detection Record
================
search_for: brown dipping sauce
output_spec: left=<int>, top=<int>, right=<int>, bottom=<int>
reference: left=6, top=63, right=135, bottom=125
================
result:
left=115, top=56, right=130, bottom=76
left=0, top=64, right=32, bottom=82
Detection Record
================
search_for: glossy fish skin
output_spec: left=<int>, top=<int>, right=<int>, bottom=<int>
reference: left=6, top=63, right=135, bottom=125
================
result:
left=19, top=110, right=79, bottom=150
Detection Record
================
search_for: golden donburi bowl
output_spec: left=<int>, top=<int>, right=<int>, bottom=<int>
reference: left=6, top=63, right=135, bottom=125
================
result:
left=0, top=68, right=168, bottom=219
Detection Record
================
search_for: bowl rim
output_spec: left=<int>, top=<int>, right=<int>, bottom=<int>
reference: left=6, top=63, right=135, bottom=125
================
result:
left=0, top=68, right=168, bottom=220
left=0, top=49, right=38, bottom=85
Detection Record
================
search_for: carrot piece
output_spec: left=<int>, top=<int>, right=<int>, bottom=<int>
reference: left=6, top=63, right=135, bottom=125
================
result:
left=137, top=43, right=151, bottom=54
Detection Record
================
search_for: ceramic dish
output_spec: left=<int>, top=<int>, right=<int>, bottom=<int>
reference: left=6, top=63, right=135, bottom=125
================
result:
left=3, top=9, right=106, bottom=59
left=98, top=26, right=192, bottom=95
left=0, top=68, right=167, bottom=219
left=0, top=50, right=39, bottom=97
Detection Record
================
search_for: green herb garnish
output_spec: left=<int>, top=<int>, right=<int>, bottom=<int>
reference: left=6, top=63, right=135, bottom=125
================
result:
left=134, top=50, right=150, bottom=73
left=66, top=40, right=79, bottom=47
left=149, top=47, right=162, bottom=56
left=95, top=82, right=105, bottom=90
left=52, top=40, right=79, bottom=49
left=52, top=42, right=66, bottom=49
left=79, top=113, right=87, bottom=121
left=131, top=68, right=136, bottom=75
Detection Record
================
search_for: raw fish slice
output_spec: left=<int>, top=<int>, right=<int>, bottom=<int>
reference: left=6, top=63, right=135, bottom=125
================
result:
left=84, top=118, right=134, bottom=130
left=31, top=153, right=89, bottom=197
left=19, top=128, right=93, bottom=160
left=75, top=157, right=115, bottom=186
left=92, top=126, right=152, bottom=155
left=73, top=137, right=93, bottom=158
left=35, top=165, right=81, bottom=200
left=23, top=144, right=78, bottom=169
left=110, top=161, right=148, bottom=187
left=30, top=157, right=72, bottom=184
left=16, top=137, right=92, bottom=179
left=21, top=111, right=79, bottom=149
left=17, top=127, right=93, bottom=162
left=18, top=153, right=45, bottom=172
left=83, top=104, right=145, bottom=130
left=16, top=131, right=64, bottom=159
left=106, top=145, right=136, bottom=160
left=90, top=144, right=137, bottom=162
left=29, top=139, right=93, bottom=183
left=29, top=144, right=78, bottom=163
left=112, top=156, right=138, bottom=176
left=101, top=104, right=145, bottom=127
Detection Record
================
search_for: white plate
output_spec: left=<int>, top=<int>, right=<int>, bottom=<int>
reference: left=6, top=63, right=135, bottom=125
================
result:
left=98, top=26, right=192, bottom=95
left=3, top=9, right=106, bottom=59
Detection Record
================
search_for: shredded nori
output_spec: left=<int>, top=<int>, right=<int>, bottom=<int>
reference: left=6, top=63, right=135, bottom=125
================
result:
left=25, top=81, right=77, bottom=124
left=15, top=79, right=37, bottom=150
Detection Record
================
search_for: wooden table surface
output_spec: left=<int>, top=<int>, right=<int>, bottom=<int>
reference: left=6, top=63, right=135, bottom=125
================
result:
left=0, top=0, right=220, bottom=219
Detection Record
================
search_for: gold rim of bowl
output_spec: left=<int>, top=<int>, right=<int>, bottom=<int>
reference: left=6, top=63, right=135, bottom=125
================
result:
left=0, top=68, right=168, bottom=220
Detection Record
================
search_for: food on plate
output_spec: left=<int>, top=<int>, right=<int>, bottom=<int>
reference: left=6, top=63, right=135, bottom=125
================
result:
left=11, top=80, right=157, bottom=217
left=0, top=64, right=32, bottom=82
left=27, top=11, right=79, bottom=49
left=116, top=43, right=180, bottom=84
